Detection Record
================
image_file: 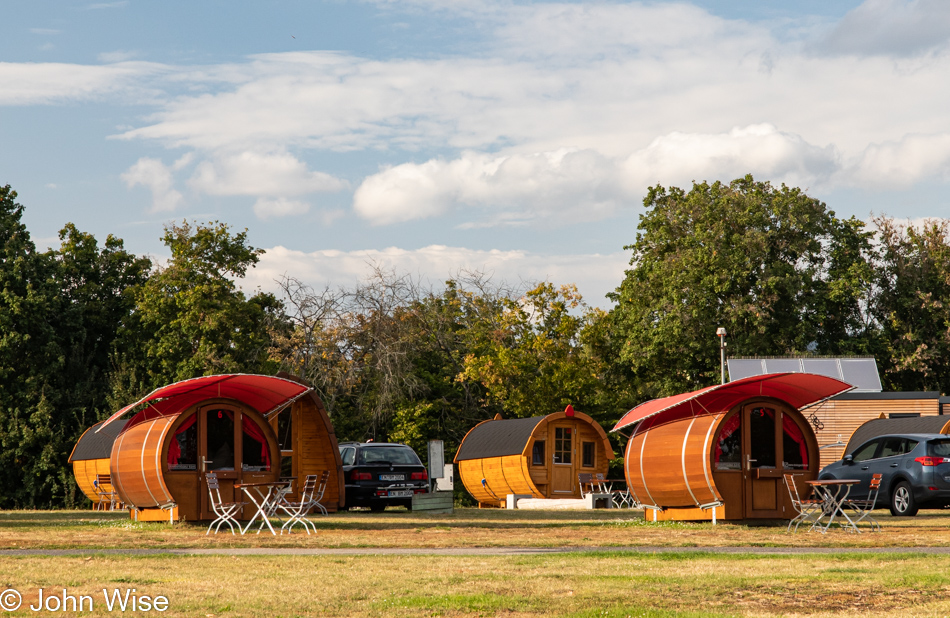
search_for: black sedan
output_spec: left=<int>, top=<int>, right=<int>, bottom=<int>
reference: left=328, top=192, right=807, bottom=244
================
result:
left=818, top=433, right=950, bottom=516
left=338, top=442, right=428, bottom=511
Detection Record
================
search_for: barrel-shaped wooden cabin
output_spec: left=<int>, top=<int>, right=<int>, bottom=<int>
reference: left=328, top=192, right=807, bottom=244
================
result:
left=455, top=406, right=614, bottom=508
left=95, top=373, right=344, bottom=521
left=68, top=420, right=124, bottom=504
left=613, top=373, right=851, bottom=521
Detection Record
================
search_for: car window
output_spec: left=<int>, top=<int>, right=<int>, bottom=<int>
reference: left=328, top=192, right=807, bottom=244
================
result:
left=358, top=446, right=420, bottom=465
left=878, top=437, right=908, bottom=458
left=850, top=439, right=880, bottom=463
left=340, top=447, right=355, bottom=466
left=905, top=439, right=919, bottom=454
left=928, top=440, right=950, bottom=457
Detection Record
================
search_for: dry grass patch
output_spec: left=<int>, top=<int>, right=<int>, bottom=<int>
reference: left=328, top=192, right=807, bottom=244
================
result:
left=0, top=552, right=948, bottom=617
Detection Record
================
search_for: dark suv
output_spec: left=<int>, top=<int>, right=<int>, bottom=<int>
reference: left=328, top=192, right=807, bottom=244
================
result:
left=339, top=442, right=428, bottom=511
left=818, top=433, right=950, bottom=516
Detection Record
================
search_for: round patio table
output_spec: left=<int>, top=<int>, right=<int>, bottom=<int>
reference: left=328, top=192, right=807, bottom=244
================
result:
left=805, top=479, right=860, bottom=533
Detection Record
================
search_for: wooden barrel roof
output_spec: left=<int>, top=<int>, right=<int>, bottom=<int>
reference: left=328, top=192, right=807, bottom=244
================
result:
left=68, top=420, right=124, bottom=463
left=845, top=416, right=950, bottom=453
left=454, top=416, right=546, bottom=462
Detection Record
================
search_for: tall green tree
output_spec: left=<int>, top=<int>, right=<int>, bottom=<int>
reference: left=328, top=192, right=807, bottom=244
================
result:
left=608, top=175, right=875, bottom=397
left=0, top=185, right=62, bottom=506
left=110, top=221, right=285, bottom=403
left=874, top=217, right=950, bottom=392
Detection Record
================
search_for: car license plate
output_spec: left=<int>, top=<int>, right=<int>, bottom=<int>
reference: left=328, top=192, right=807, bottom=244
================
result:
left=388, top=490, right=412, bottom=498
left=380, top=474, right=404, bottom=481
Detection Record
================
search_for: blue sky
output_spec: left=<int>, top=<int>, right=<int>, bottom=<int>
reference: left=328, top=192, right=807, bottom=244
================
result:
left=4, top=0, right=949, bottom=305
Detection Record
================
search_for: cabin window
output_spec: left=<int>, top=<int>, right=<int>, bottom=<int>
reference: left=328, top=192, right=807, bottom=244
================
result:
left=276, top=409, right=293, bottom=451
left=714, top=414, right=741, bottom=470
left=582, top=442, right=595, bottom=467
left=532, top=441, right=545, bottom=466
left=168, top=413, right=197, bottom=470
left=748, top=407, right=777, bottom=469
left=781, top=414, right=809, bottom=470
left=554, top=427, right=572, bottom=464
left=241, top=415, right=271, bottom=472
left=207, top=409, right=235, bottom=471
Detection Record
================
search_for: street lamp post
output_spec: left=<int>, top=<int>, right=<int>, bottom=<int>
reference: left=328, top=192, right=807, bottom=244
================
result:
left=716, top=327, right=727, bottom=385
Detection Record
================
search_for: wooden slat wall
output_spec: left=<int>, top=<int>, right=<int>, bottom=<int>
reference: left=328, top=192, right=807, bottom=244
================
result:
left=72, top=458, right=111, bottom=504
left=810, top=398, right=941, bottom=468
left=111, top=416, right=175, bottom=509
left=625, top=416, right=720, bottom=508
left=291, top=395, right=343, bottom=511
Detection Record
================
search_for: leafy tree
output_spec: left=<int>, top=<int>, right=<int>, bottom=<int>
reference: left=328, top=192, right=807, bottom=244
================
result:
left=0, top=185, right=61, bottom=506
left=608, top=175, right=874, bottom=397
left=457, top=282, right=618, bottom=426
left=111, top=221, right=284, bottom=402
left=874, top=217, right=950, bottom=392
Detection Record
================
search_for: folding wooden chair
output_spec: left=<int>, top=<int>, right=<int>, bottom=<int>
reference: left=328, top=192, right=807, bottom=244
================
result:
left=279, top=474, right=319, bottom=534
left=94, top=474, right=119, bottom=511
left=846, top=473, right=882, bottom=531
left=784, top=474, right=822, bottom=532
left=578, top=473, right=595, bottom=497
left=205, top=472, right=247, bottom=535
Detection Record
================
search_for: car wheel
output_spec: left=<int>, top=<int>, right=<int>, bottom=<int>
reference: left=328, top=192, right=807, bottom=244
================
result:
left=890, top=482, right=919, bottom=517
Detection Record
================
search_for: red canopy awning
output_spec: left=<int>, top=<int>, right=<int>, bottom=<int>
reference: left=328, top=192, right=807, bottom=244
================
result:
left=611, top=373, right=852, bottom=433
left=96, top=374, right=311, bottom=433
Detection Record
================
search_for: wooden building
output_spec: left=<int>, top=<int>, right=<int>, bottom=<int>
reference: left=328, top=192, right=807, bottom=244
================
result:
left=95, top=373, right=344, bottom=521
left=808, top=392, right=943, bottom=467
left=68, top=420, right=124, bottom=504
left=455, top=406, right=613, bottom=508
left=613, top=373, right=851, bottom=522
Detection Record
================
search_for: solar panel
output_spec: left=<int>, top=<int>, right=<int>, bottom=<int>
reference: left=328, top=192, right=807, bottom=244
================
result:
left=726, top=359, right=765, bottom=381
left=764, top=358, right=802, bottom=373
left=800, top=358, right=841, bottom=380
left=727, top=357, right=882, bottom=392
left=839, top=358, right=883, bottom=392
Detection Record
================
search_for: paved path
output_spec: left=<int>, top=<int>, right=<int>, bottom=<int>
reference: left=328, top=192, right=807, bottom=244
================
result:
left=4, top=546, right=950, bottom=557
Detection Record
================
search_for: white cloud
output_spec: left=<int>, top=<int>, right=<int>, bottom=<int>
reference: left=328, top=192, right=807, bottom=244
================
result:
left=354, top=126, right=839, bottom=226
left=243, top=244, right=629, bottom=307
left=621, top=124, right=840, bottom=194
left=120, top=157, right=183, bottom=212
left=189, top=150, right=346, bottom=197
left=846, top=133, right=950, bottom=187
left=253, top=197, right=310, bottom=220
left=0, top=60, right=164, bottom=105
left=820, top=0, right=950, bottom=57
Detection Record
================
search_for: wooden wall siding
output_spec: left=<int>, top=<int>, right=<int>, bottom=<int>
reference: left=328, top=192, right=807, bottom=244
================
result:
left=289, top=394, right=344, bottom=511
left=110, top=416, right=176, bottom=509
left=624, top=414, right=721, bottom=509
left=809, top=398, right=941, bottom=468
left=72, top=458, right=111, bottom=503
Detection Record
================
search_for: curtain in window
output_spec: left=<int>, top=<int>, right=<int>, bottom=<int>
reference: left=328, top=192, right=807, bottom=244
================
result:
left=167, top=413, right=197, bottom=466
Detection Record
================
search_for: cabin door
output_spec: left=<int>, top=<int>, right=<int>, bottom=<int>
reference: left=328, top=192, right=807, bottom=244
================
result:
left=741, top=405, right=784, bottom=518
left=198, top=404, right=243, bottom=520
left=550, top=424, right=577, bottom=496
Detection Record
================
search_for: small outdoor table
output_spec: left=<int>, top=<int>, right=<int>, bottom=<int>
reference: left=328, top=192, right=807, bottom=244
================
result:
left=805, top=479, right=860, bottom=533
left=235, top=480, right=292, bottom=536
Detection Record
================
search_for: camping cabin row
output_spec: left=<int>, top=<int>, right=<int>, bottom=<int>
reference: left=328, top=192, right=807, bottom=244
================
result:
left=71, top=373, right=345, bottom=521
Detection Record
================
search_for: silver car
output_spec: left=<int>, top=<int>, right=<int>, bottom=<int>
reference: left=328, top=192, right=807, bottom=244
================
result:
left=818, top=433, right=950, bottom=516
